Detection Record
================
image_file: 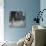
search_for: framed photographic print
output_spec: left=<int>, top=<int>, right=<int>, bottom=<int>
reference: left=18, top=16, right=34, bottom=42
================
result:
left=9, top=11, right=26, bottom=27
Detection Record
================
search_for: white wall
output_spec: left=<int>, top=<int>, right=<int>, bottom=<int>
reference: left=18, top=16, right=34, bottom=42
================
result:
left=0, top=0, right=4, bottom=42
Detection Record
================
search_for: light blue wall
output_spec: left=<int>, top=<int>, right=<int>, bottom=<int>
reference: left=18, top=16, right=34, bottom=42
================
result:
left=4, top=0, right=40, bottom=42
left=40, top=0, right=46, bottom=27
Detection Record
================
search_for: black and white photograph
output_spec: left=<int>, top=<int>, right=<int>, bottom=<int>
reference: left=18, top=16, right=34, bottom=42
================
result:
left=9, top=11, right=26, bottom=27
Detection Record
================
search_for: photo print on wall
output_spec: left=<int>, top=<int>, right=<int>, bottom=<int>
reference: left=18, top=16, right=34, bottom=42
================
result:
left=9, top=11, right=26, bottom=27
